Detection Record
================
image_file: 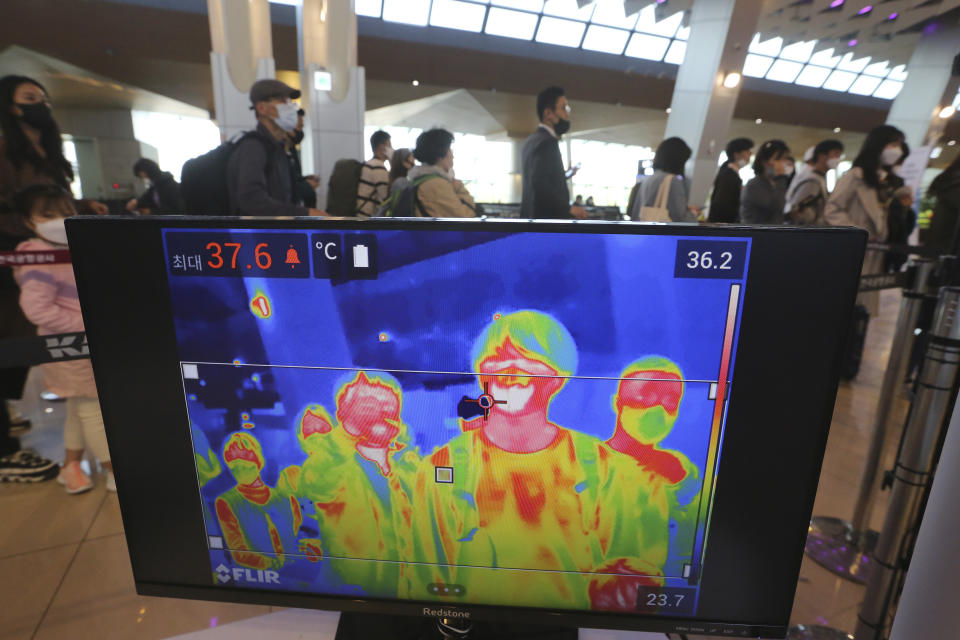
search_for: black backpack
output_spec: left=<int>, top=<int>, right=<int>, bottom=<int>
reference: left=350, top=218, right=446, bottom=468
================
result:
left=326, top=159, right=363, bottom=216
left=383, top=174, right=443, bottom=217
left=180, top=132, right=268, bottom=215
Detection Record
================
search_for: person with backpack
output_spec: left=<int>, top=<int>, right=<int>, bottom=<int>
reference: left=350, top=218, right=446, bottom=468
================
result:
left=785, top=139, right=844, bottom=225
left=222, top=79, right=325, bottom=217
left=126, top=158, right=183, bottom=215
left=355, top=130, right=392, bottom=217
left=396, top=129, right=476, bottom=218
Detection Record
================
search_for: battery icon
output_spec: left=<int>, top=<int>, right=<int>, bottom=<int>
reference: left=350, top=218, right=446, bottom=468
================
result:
left=353, top=244, right=369, bottom=269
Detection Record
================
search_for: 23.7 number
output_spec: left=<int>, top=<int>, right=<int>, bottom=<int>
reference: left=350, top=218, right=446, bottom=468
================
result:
left=687, top=250, right=733, bottom=271
left=645, top=593, right=685, bottom=608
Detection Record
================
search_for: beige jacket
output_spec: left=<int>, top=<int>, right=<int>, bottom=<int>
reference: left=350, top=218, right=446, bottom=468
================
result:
left=824, top=167, right=887, bottom=241
left=408, top=165, right=476, bottom=218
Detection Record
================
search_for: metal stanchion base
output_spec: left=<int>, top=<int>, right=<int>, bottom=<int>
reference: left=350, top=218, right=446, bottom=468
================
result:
left=785, top=624, right=855, bottom=640
left=804, top=516, right=878, bottom=584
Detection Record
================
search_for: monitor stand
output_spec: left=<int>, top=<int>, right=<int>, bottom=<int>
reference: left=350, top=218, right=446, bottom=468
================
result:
left=334, top=612, right=577, bottom=639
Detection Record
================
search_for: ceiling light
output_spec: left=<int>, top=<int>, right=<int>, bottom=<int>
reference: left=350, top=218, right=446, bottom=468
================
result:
left=829, top=0, right=844, bottom=7
left=930, top=147, right=943, bottom=159
left=723, top=72, right=741, bottom=88
left=948, top=140, right=957, bottom=146
left=834, top=127, right=841, bottom=133
left=755, top=118, right=763, bottom=125
left=848, top=39, right=858, bottom=47
left=665, top=107, right=672, bottom=114
left=412, top=79, right=420, bottom=87
left=939, top=105, right=956, bottom=119
left=857, top=6, right=872, bottom=16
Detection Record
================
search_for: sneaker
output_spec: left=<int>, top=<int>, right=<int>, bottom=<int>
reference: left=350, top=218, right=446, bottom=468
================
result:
left=57, top=461, right=94, bottom=494
left=105, top=471, right=116, bottom=492
left=0, top=450, right=59, bottom=483
left=9, top=416, right=32, bottom=436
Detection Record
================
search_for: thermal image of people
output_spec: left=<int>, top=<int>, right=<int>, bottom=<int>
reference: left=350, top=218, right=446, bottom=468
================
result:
left=294, top=372, right=420, bottom=595
left=192, top=424, right=221, bottom=487
left=412, top=310, right=618, bottom=608
left=214, top=432, right=300, bottom=571
left=588, top=357, right=702, bottom=610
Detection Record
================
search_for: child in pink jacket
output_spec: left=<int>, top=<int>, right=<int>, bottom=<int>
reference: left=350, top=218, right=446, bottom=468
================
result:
left=13, top=184, right=113, bottom=494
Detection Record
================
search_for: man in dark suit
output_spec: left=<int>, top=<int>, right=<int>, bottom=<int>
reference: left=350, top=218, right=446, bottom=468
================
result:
left=521, top=86, right=586, bottom=220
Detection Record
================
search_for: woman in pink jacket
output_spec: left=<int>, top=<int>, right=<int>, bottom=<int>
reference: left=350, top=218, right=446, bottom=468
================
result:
left=13, top=184, right=113, bottom=494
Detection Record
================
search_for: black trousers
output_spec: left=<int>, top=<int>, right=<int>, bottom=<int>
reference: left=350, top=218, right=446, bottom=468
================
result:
left=0, top=367, right=28, bottom=457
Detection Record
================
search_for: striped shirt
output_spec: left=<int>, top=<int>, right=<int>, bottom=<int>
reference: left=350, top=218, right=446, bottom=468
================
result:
left=356, top=157, right=389, bottom=217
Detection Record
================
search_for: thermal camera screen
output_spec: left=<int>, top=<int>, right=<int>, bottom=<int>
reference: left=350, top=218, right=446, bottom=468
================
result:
left=164, top=227, right=750, bottom=618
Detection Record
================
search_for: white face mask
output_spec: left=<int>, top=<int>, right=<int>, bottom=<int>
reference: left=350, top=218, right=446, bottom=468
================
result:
left=274, top=102, right=299, bottom=133
left=880, top=146, right=902, bottom=167
left=827, top=157, right=841, bottom=170
left=736, top=158, right=749, bottom=169
left=35, top=218, right=68, bottom=245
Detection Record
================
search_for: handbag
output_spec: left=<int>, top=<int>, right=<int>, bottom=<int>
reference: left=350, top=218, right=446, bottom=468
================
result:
left=639, top=174, right=674, bottom=222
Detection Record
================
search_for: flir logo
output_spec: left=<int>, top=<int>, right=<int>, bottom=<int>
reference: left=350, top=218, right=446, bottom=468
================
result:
left=214, top=563, right=280, bottom=585
left=423, top=608, right=471, bottom=619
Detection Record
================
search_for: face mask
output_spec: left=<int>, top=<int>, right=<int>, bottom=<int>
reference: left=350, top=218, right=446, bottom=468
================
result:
left=554, top=118, right=571, bottom=137
left=291, top=129, right=305, bottom=145
left=827, top=157, right=841, bottom=170
left=274, top=102, right=299, bottom=133
left=736, top=158, right=749, bottom=169
left=784, top=164, right=795, bottom=175
left=16, top=102, right=56, bottom=131
left=35, top=218, right=67, bottom=245
left=880, top=146, right=902, bottom=167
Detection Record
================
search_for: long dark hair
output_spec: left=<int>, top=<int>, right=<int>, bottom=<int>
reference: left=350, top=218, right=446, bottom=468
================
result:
left=929, top=152, right=960, bottom=196
left=0, top=75, right=73, bottom=187
left=389, top=148, right=413, bottom=185
left=852, top=124, right=904, bottom=190
left=652, top=137, right=691, bottom=175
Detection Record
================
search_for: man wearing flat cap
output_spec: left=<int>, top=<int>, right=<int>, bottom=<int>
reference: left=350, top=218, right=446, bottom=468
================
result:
left=226, top=78, right=326, bottom=216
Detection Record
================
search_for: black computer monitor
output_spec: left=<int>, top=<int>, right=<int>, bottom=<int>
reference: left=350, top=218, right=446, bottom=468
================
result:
left=67, top=217, right=865, bottom=639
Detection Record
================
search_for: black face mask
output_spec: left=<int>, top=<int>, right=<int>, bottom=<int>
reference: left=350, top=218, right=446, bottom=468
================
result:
left=554, top=118, right=571, bottom=137
left=17, top=102, right=56, bottom=131
left=291, top=129, right=305, bottom=145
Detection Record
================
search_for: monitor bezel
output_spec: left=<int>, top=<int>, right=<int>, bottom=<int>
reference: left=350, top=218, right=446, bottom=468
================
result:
left=66, top=215, right=867, bottom=639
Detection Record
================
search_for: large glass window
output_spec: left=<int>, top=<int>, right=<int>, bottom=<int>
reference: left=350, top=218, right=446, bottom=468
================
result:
left=131, top=111, right=221, bottom=181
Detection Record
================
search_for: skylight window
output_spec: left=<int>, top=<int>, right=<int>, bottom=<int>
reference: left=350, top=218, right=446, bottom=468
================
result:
left=808, top=48, right=841, bottom=68
left=749, top=34, right=783, bottom=57
left=822, top=69, right=858, bottom=92
left=484, top=7, right=539, bottom=39
left=625, top=32, right=671, bottom=62
left=766, top=59, right=804, bottom=83
left=356, top=0, right=382, bottom=18
left=873, top=79, right=904, bottom=100
left=848, top=75, right=883, bottom=95
left=743, top=54, right=775, bottom=78
left=779, top=40, right=816, bottom=63
left=581, top=24, right=630, bottom=54
left=542, top=0, right=595, bottom=20
left=537, top=16, right=587, bottom=48
left=663, top=40, right=687, bottom=65
left=430, top=0, right=487, bottom=32
left=491, top=0, right=544, bottom=11
left=795, top=65, right=832, bottom=88
left=837, top=52, right=870, bottom=73
left=382, top=0, right=431, bottom=25
left=634, top=6, right=682, bottom=38
left=592, top=0, right=639, bottom=30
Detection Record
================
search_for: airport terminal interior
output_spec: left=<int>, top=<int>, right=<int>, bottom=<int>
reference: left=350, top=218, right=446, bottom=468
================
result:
left=2, top=1, right=960, bottom=639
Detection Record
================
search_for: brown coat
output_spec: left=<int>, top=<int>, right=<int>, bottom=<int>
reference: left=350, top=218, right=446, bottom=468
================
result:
left=407, top=165, right=477, bottom=218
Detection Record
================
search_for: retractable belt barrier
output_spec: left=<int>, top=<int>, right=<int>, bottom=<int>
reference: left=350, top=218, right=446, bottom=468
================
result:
left=1, top=332, right=89, bottom=367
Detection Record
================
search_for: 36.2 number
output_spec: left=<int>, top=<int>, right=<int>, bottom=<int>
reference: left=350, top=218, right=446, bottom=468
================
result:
left=687, top=250, right=733, bottom=271
left=206, top=242, right=272, bottom=270
left=646, top=593, right=685, bottom=608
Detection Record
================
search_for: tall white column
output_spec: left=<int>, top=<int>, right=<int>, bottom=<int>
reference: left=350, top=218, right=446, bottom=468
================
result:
left=885, top=22, right=960, bottom=150
left=298, top=0, right=366, bottom=209
left=207, top=0, right=276, bottom=141
left=663, top=0, right=762, bottom=208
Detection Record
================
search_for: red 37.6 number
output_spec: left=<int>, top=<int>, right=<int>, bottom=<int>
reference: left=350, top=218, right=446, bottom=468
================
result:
left=255, top=243, right=272, bottom=269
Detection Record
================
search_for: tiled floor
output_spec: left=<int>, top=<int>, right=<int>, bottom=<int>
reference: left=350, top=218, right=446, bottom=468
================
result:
left=0, top=290, right=906, bottom=639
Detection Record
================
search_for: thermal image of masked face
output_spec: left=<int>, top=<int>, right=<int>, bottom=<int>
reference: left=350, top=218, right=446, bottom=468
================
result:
left=215, top=432, right=300, bottom=571
left=589, top=357, right=702, bottom=611
left=282, top=373, right=420, bottom=595
left=410, top=311, right=627, bottom=608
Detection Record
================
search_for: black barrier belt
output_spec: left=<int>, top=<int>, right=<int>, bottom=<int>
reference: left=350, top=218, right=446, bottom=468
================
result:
left=0, top=332, right=89, bottom=367
left=859, top=271, right=911, bottom=292
left=866, top=242, right=947, bottom=259
left=0, top=249, right=72, bottom=266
